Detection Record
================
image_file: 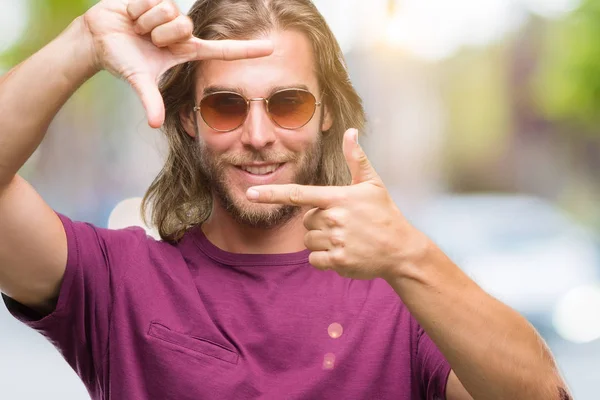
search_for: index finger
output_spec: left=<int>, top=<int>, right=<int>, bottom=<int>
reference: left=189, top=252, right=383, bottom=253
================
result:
left=127, top=0, right=162, bottom=21
left=246, top=184, right=343, bottom=209
left=188, top=37, right=274, bottom=61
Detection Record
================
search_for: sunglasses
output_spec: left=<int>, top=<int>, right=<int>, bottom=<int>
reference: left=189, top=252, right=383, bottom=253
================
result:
left=193, top=88, right=322, bottom=132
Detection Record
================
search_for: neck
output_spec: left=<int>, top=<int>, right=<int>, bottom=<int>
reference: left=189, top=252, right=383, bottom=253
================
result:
left=201, top=201, right=308, bottom=254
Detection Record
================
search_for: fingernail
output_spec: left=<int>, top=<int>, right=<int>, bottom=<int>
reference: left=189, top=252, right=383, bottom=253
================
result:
left=246, top=188, right=259, bottom=200
left=352, top=129, right=359, bottom=144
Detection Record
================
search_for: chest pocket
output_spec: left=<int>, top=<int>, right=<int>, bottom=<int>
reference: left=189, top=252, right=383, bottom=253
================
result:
left=148, top=321, right=239, bottom=364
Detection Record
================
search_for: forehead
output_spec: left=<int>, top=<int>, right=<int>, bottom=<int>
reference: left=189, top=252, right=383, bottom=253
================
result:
left=195, top=30, right=318, bottom=96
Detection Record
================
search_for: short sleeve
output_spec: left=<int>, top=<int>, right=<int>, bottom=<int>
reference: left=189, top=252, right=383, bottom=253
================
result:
left=416, top=323, right=453, bottom=400
left=1, top=212, right=147, bottom=391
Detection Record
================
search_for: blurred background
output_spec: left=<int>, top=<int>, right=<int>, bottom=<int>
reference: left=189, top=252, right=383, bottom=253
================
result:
left=1, top=0, right=600, bottom=398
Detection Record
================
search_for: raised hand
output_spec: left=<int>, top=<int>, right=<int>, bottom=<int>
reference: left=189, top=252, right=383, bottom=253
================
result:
left=82, top=0, right=273, bottom=128
left=246, top=129, right=424, bottom=280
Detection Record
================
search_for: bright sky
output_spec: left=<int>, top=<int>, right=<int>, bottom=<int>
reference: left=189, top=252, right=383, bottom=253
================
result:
left=310, top=0, right=580, bottom=59
left=0, top=0, right=28, bottom=54
left=0, top=0, right=581, bottom=62
left=181, top=0, right=581, bottom=60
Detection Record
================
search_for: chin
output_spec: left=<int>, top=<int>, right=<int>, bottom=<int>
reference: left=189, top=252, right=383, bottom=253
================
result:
left=221, top=188, right=298, bottom=229
left=210, top=166, right=305, bottom=228
left=233, top=190, right=282, bottom=215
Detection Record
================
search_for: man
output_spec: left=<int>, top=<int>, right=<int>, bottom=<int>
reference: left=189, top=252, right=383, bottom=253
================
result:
left=0, top=0, right=570, bottom=399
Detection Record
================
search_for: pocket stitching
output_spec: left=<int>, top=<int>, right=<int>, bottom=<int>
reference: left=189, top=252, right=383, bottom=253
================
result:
left=148, top=321, right=239, bottom=365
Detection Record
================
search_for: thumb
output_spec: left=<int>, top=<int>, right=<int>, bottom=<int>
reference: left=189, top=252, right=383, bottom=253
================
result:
left=343, top=129, right=380, bottom=185
left=128, top=73, right=165, bottom=129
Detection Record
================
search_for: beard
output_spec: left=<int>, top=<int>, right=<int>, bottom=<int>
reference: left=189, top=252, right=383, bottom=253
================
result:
left=196, top=136, right=323, bottom=230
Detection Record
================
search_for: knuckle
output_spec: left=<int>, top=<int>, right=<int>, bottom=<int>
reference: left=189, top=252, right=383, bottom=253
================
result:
left=330, top=232, right=345, bottom=248
left=129, top=0, right=159, bottom=19
left=324, top=209, right=346, bottom=227
left=215, top=40, right=234, bottom=60
left=331, top=191, right=348, bottom=205
left=125, top=5, right=135, bottom=19
left=151, top=30, right=167, bottom=47
left=324, top=212, right=339, bottom=227
left=158, top=1, right=178, bottom=20
left=330, top=251, right=346, bottom=266
left=265, top=190, right=276, bottom=203
left=193, top=38, right=206, bottom=58
left=359, top=153, right=371, bottom=169
left=174, top=16, right=193, bottom=38
left=288, top=187, right=303, bottom=205
left=182, top=16, right=194, bottom=36
left=133, top=21, right=144, bottom=33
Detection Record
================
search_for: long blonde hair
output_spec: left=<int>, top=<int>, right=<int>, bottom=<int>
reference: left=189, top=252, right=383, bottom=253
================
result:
left=142, top=0, right=366, bottom=242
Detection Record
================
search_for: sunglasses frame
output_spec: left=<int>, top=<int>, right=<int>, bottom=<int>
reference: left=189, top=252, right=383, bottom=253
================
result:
left=193, top=88, right=322, bottom=133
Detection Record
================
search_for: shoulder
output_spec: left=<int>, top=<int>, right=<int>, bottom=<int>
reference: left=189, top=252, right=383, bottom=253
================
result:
left=364, top=278, right=405, bottom=306
left=58, top=213, right=183, bottom=274
left=347, top=278, right=415, bottom=321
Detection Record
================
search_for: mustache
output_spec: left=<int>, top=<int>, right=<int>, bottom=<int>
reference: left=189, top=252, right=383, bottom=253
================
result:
left=218, top=151, right=298, bottom=165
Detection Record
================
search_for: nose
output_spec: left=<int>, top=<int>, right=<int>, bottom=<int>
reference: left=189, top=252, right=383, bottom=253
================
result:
left=240, top=99, right=276, bottom=149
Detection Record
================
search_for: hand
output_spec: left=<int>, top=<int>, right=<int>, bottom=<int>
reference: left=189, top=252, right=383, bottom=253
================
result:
left=82, top=0, right=273, bottom=128
left=246, top=129, right=422, bottom=280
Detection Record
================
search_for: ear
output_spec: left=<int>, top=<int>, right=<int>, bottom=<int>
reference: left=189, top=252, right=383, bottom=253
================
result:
left=179, top=105, right=198, bottom=138
left=321, top=103, right=334, bottom=132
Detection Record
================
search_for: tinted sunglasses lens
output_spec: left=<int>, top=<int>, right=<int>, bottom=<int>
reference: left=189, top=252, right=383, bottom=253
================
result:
left=268, top=90, right=316, bottom=129
left=200, top=93, right=247, bottom=131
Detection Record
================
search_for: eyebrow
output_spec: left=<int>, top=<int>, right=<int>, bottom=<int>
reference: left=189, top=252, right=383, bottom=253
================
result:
left=201, top=84, right=311, bottom=97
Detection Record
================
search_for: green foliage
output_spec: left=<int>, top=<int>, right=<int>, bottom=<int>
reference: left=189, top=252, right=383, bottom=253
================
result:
left=0, top=0, right=92, bottom=67
left=440, top=44, right=513, bottom=166
left=534, top=0, right=600, bottom=130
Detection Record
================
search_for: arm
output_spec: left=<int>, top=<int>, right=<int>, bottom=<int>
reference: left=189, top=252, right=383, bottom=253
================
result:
left=446, top=372, right=474, bottom=400
left=0, top=17, right=97, bottom=313
left=246, top=129, right=571, bottom=400
left=0, top=0, right=273, bottom=315
left=385, top=232, right=570, bottom=400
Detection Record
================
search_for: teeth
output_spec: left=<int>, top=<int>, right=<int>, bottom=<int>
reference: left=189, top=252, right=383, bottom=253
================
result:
left=242, top=164, right=280, bottom=175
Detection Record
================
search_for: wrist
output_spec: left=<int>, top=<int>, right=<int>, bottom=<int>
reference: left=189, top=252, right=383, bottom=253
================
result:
left=60, top=16, right=101, bottom=80
left=383, top=227, right=433, bottom=283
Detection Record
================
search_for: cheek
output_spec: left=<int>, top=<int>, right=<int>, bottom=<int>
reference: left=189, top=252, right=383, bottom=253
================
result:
left=199, top=123, right=320, bottom=155
left=277, top=124, right=320, bottom=152
left=199, top=131, right=239, bottom=154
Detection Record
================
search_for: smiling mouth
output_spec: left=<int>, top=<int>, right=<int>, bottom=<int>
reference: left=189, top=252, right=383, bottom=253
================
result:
left=238, top=164, right=283, bottom=175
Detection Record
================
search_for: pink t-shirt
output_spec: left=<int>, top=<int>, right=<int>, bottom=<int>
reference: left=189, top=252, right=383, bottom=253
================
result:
left=3, top=213, right=451, bottom=399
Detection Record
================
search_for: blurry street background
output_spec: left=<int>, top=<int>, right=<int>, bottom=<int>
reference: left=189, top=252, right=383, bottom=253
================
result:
left=1, top=0, right=600, bottom=398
